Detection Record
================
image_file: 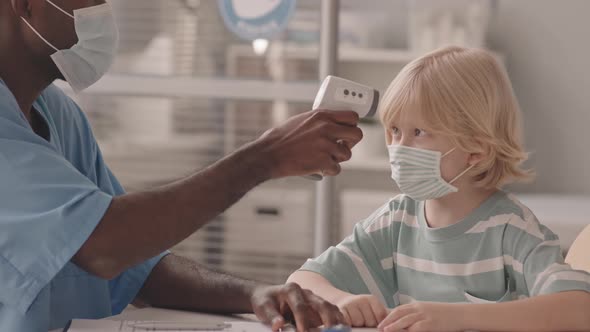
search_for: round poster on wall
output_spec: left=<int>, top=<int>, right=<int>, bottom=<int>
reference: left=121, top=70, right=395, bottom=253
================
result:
left=218, top=0, right=297, bottom=41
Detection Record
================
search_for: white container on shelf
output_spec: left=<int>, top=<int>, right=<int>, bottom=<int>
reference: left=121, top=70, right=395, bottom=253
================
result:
left=223, top=188, right=314, bottom=256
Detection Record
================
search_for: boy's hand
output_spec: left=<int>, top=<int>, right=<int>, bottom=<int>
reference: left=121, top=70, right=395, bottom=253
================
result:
left=377, top=302, right=464, bottom=332
left=336, top=294, right=388, bottom=327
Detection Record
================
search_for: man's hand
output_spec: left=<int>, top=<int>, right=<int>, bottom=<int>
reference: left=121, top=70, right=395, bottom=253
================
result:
left=335, top=294, right=388, bottom=327
left=251, top=283, right=346, bottom=332
left=377, top=302, right=463, bottom=332
left=255, top=110, right=363, bottom=179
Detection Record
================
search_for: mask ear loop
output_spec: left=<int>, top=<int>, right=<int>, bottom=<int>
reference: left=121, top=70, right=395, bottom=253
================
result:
left=449, top=163, right=476, bottom=184
left=45, top=0, right=75, bottom=19
left=442, top=147, right=456, bottom=158
left=442, top=147, right=477, bottom=184
left=20, top=0, right=75, bottom=52
left=20, top=18, right=59, bottom=52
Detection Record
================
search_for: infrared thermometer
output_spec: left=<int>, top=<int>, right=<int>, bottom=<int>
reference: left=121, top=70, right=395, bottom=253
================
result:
left=306, top=76, right=380, bottom=180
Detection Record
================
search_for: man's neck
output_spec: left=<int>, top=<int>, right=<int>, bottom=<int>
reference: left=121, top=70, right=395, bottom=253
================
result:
left=0, top=24, right=55, bottom=122
left=0, top=59, right=54, bottom=122
left=424, top=184, right=498, bottom=229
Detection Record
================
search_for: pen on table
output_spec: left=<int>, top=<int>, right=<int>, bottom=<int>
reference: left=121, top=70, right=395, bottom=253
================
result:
left=128, top=322, right=230, bottom=331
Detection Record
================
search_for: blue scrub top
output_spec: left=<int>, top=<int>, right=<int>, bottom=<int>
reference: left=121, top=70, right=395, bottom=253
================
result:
left=0, top=80, right=167, bottom=332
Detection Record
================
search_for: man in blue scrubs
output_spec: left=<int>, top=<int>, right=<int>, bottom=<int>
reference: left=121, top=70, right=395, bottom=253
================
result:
left=0, top=0, right=363, bottom=331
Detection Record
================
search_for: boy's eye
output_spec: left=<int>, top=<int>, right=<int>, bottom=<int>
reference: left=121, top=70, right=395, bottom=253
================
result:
left=415, top=128, right=427, bottom=137
left=391, top=127, right=400, bottom=135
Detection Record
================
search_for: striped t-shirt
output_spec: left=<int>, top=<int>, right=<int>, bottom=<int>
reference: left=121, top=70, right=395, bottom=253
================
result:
left=301, top=191, right=590, bottom=307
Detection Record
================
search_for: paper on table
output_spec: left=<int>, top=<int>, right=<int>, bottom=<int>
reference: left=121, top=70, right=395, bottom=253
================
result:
left=66, top=320, right=295, bottom=332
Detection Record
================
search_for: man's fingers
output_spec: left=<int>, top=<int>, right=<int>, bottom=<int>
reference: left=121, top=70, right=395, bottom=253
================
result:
left=340, top=139, right=354, bottom=150
left=256, top=300, right=286, bottom=332
left=329, top=141, right=353, bottom=163
left=283, top=283, right=318, bottom=332
left=313, top=109, right=360, bottom=126
left=310, top=301, right=340, bottom=327
left=271, top=316, right=286, bottom=332
left=321, top=161, right=341, bottom=177
left=322, top=123, right=363, bottom=147
left=307, top=293, right=344, bottom=327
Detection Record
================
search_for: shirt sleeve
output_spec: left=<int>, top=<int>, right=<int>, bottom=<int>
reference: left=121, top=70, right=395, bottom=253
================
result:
left=0, top=119, right=113, bottom=314
left=523, top=239, right=590, bottom=296
left=300, top=202, right=396, bottom=307
left=74, top=115, right=170, bottom=315
left=504, top=213, right=590, bottom=298
left=109, top=251, right=169, bottom=314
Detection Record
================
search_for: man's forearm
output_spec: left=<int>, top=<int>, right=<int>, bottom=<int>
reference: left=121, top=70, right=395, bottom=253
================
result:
left=136, top=254, right=259, bottom=313
left=73, top=141, right=273, bottom=279
left=461, top=291, right=590, bottom=331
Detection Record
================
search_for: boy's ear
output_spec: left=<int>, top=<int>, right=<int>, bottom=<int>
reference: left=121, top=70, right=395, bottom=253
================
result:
left=468, top=152, right=485, bottom=166
left=468, top=139, right=491, bottom=166
left=468, top=143, right=491, bottom=166
left=384, top=128, right=392, bottom=145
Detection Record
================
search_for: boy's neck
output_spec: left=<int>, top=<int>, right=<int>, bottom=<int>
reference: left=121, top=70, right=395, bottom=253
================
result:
left=424, top=185, right=498, bottom=229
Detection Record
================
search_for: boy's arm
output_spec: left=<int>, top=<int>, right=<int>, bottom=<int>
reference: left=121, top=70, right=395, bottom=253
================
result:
left=461, top=291, right=590, bottom=332
left=288, top=202, right=401, bottom=327
left=287, top=270, right=353, bottom=304
left=379, top=291, right=590, bottom=332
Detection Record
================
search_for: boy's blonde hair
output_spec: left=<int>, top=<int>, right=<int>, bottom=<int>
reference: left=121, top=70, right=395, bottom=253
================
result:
left=380, top=46, right=533, bottom=188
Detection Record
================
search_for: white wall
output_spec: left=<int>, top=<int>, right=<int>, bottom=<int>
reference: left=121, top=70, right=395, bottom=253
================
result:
left=337, top=0, right=590, bottom=195
left=487, top=0, right=590, bottom=194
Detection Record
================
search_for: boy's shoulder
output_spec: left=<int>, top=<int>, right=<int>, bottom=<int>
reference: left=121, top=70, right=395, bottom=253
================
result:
left=358, top=194, right=420, bottom=232
left=474, top=192, right=558, bottom=246
left=378, top=193, right=419, bottom=219
left=496, top=193, right=551, bottom=237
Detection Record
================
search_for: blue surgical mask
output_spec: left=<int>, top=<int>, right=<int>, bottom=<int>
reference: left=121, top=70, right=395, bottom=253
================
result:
left=21, top=0, right=119, bottom=93
left=388, top=144, right=475, bottom=201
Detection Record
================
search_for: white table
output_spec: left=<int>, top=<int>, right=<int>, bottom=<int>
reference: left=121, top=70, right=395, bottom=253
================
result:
left=57, top=307, right=375, bottom=332
left=51, top=308, right=246, bottom=332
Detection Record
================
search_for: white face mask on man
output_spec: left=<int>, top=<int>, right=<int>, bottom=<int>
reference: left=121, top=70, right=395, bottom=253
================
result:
left=21, top=0, right=119, bottom=93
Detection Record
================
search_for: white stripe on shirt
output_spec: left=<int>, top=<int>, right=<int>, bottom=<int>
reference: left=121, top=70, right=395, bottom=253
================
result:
left=465, top=214, right=514, bottom=234
left=336, top=245, right=388, bottom=305
left=391, top=253, right=505, bottom=276
left=507, top=195, right=545, bottom=240
left=364, top=210, right=418, bottom=233
left=503, top=255, right=524, bottom=274
left=382, top=253, right=525, bottom=275
left=538, top=270, right=590, bottom=295
left=532, top=263, right=575, bottom=294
